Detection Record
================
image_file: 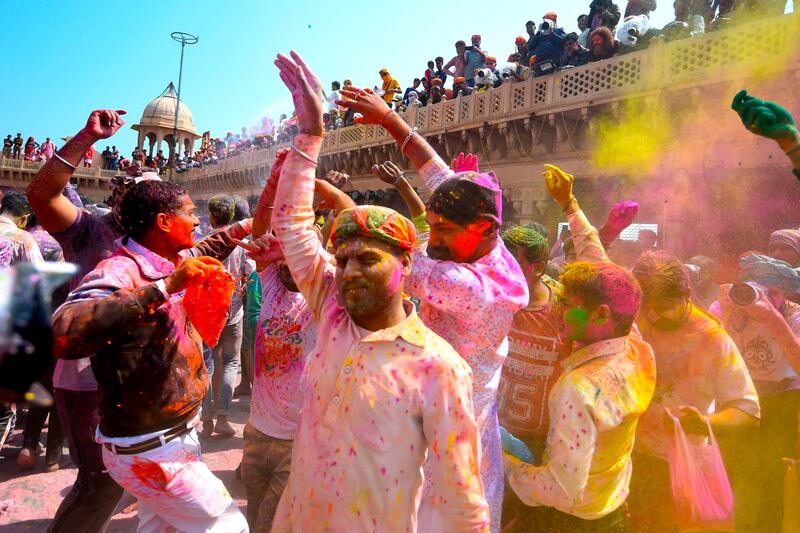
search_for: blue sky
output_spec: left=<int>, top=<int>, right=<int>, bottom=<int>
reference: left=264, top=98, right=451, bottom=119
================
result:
left=0, top=0, right=737, bottom=153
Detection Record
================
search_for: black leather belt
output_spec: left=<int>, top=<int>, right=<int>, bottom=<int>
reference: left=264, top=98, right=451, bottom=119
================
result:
left=103, top=423, right=193, bottom=455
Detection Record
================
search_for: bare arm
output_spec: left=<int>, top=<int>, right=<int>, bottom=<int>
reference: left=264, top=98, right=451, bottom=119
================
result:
left=314, top=178, right=356, bottom=211
left=337, top=89, right=450, bottom=185
left=443, top=57, right=457, bottom=77
left=26, top=110, right=126, bottom=234
left=543, top=164, right=609, bottom=262
left=372, top=161, right=425, bottom=219
left=253, top=148, right=290, bottom=238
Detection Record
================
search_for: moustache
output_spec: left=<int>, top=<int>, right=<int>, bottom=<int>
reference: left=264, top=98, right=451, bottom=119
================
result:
left=341, top=281, right=370, bottom=292
left=427, top=246, right=452, bottom=261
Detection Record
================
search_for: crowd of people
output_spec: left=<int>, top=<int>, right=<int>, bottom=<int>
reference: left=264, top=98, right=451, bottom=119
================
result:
left=320, top=0, right=789, bottom=119
left=0, top=39, right=798, bottom=533
left=2, top=134, right=58, bottom=163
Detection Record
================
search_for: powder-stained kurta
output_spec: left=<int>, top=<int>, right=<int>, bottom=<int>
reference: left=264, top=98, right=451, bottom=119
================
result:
left=504, top=207, right=656, bottom=519
left=271, top=134, right=489, bottom=532
left=411, top=157, right=529, bottom=531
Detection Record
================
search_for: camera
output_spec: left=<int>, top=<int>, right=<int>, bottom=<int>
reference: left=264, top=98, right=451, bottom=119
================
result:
left=728, top=282, right=760, bottom=306
left=541, top=21, right=550, bottom=31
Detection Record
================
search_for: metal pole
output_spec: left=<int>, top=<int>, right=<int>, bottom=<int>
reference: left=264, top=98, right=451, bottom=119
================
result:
left=169, top=32, right=198, bottom=179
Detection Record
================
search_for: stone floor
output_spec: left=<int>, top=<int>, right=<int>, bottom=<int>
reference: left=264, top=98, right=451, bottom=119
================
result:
left=0, top=394, right=251, bottom=532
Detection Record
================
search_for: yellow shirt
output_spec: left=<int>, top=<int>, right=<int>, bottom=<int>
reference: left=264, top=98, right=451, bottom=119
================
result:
left=504, top=206, right=656, bottom=519
left=505, top=330, right=656, bottom=519
left=382, top=76, right=400, bottom=104
left=637, top=305, right=759, bottom=460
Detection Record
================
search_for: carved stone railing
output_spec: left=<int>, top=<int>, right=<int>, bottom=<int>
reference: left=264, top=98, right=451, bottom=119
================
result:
left=0, top=156, right=118, bottom=181
left=172, top=12, right=798, bottom=186
left=320, top=13, right=798, bottom=154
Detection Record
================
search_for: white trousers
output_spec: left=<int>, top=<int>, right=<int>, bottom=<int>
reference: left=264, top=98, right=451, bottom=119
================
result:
left=101, top=429, right=248, bottom=533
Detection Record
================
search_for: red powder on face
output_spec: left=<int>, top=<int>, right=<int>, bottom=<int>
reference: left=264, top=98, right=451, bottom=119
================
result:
left=450, top=227, right=484, bottom=262
left=131, top=459, right=170, bottom=491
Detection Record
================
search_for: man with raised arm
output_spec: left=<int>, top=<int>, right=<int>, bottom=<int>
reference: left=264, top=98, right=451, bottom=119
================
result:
left=239, top=150, right=355, bottom=532
left=339, top=80, right=528, bottom=533
left=502, top=164, right=655, bottom=532
left=25, top=109, right=251, bottom=532
left=51, top=180, right=248, bottom=532
left=264, top=50, right=488, bottom=532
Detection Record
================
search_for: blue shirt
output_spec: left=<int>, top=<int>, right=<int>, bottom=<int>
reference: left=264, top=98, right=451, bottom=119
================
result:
left=464, top=49, right=485, bottom=80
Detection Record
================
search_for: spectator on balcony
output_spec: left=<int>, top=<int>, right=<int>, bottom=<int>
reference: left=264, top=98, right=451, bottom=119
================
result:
left=102, top=145, right=111, bottom=169
left=41, top=137, right=56, bottom=161
left=433, top=56, right=447, bottom=84
left=3, top=135, right=12, bottom=158
left=325, top=81, right=342, bottom=112
left=406, top=90, right=423, bottom=109
left=83, top=145, right=93, bottom=168
left=341, top=79, right=356, bottom=126
left=465, top=34, right=487, bottom=88
left=453, top=76, right=472, bottom=98
left=110, top=146, right=120, bottom=170
left=444, top=40, right=468, bottom=85
left=624, top=0, right=657, bottom=17
left=12, top=133, right=23, bottom=159
left=698, top=0, right=734, bottom=24
left=589, top=0, right=622, bottom=31
left=425, top=59, right=435, bottom=81
left=589, top=26, right=618, bottom=62
left=329, top=109, right=344, bottom=129
left=616, top=14, right=658, bottom=54
left=524, top=20, right=537, bottom=59
left=429, top=78, right=447, bottom=104
left=485, top=56, right=503, bottom=87
left=502, top=53, right=531, bottom=82
left=403, top=78, right=422, bottom=106
left=661, top=0, right=706, bottom=40
left=560, top=32, right=591, bottom=68
left=24, top=137, right=38, bottom=161
left=418, top=77, right=432, bottom=105
left=577, top=13, right=591, bottom=46
left=377, top=68, right=401, bottom=108
left=155, top=149, right=166, bottom=172
left=529, top=13, right=566, bottom=76
left=515, top=36, right=529, bottom=64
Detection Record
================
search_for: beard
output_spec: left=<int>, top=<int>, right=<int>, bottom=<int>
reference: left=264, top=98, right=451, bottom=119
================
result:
left=339, top=283, right=384, bottom=320
left=427, top=245, right=452, bottom=261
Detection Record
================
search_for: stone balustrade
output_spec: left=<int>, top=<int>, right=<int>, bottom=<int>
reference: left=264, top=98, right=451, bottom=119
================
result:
left=0, top=156, right=118, bottom=200
left=177, top=11, right=800, bottom=188
left=3, top=12, right=797, bottom=211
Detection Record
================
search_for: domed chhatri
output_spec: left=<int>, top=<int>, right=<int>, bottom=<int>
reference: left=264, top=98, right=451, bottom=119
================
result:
left=131, top=82, right=202, bottom=162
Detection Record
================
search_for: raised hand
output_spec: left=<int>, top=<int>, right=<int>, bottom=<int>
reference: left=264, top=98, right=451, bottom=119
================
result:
left=542, top=164, right=575, bottom=209
left=82, top=109, right=127, bottom=141
left=451, top=152, right=479, bottom=173
left=274, top=51, right=324, bottom=137
left=732, top=90, right=799, bottom=148
left=163, top=256, right=222, bottom=294
left=269, top=148, right=291, bottom=185
left=337, top=87, right=393, bottom=125
left=324, top=170, right=350, bottom=189
left=236, top=234, right=284, bottom=271
left=605, top=201, right=639, bottom=234
left=372, top=161, right=405, bottom=185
